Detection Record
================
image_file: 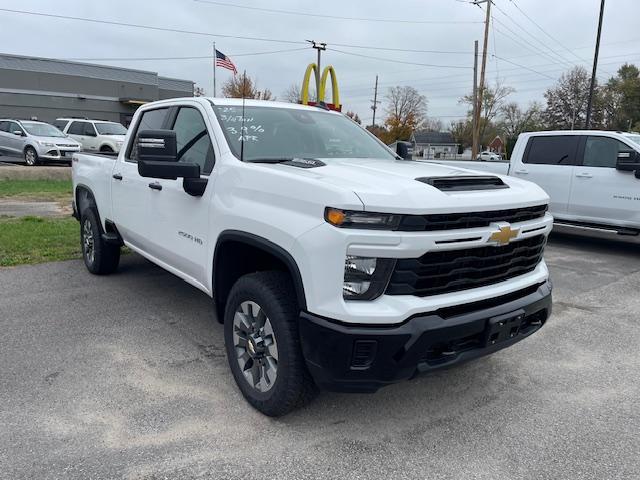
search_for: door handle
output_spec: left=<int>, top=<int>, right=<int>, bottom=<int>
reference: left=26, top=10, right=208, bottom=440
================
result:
left=575, top=172, right=593, bottom=178
left=514, top=169, right=528, bottom=174
left=148, top=182, right=162, bottom=191
left=112, top=173, right=122, bottom=180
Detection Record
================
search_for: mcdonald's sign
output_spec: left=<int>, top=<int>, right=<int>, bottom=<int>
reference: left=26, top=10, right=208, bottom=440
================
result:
left=301, top=63, right=341, bottom=111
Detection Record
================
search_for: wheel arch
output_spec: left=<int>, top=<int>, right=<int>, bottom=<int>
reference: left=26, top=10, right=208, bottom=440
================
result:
left=213, top=231, right=307, bottom=323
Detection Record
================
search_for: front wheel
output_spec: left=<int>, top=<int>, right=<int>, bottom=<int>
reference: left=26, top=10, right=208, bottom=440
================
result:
left=80, top=208, right=120, bottom=275
left=24, top=147, right=38, bottom=166
left=224, top=271, right=317, bottom=416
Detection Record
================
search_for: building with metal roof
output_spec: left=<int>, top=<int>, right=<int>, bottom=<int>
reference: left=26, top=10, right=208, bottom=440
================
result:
left=0, top=53, right=194, bottom=126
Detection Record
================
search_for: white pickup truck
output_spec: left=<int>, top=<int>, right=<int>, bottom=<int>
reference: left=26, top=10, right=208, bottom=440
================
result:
left=72, top=97, right=553, bottom=416
left=431, top=131, right=640, bottom=236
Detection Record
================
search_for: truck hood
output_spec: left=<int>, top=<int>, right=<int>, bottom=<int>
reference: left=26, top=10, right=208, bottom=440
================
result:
left=277, top=157, right=549, bottom=214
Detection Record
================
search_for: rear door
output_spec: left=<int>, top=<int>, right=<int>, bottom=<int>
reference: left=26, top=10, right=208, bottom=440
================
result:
left=513, top=135, right=580, bottom=217
left=82, top=123, right=100, bottom=151
left=567, top=135, right=640, bottom=227
left=111, top=107, right=171, bottom=250
left=146, top=104, right=217, bottom=285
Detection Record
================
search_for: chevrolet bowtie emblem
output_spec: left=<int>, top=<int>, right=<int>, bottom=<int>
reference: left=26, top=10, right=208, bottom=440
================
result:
left=489, top=226, right=519, bottom=245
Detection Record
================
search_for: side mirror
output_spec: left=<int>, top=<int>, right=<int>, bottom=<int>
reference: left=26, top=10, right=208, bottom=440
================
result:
left=395, top=141, right=413, bottom=160
left=616, top=150, right=640, bottom=172
left=137, top=129, right=199, bottom=180
left=13, top=130, right=24, bottom=136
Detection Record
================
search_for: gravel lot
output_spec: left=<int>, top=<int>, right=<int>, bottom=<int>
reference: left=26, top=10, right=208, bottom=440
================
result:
left=1, top=231, right=639, bottom=479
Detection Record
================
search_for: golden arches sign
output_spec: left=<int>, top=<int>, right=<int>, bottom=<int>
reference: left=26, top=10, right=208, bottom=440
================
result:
left=301, top=63, right=341, bottom=111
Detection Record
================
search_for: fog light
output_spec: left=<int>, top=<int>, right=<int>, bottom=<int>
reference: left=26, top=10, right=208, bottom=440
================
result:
left=343, top=255, right=396, bottom=300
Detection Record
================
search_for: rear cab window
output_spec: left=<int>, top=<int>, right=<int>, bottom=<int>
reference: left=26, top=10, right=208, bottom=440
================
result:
left=524, top=135, right=580, bottom=166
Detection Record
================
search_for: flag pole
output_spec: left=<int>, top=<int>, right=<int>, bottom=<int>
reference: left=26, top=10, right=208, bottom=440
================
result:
left=213, top=42, right=217, bottom=97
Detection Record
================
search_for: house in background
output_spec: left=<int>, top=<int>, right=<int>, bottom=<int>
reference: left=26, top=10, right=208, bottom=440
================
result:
left=488, top=135, right=505, bottom=155
left=410, top=131, right=460, bottom=159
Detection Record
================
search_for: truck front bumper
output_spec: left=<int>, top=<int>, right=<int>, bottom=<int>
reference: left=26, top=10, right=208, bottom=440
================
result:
left=299, top=280, right=551, bottom=393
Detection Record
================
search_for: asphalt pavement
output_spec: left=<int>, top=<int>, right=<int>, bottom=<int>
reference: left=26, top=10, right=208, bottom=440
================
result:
left=1, top=231, right=639, bottom=479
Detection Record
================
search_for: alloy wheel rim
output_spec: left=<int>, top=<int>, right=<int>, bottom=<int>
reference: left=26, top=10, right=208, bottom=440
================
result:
left=82, top=218, right=95, bottom=264
left=25, top=150, right=35, bottom=165
left=233, top=300, right=278, bottom=392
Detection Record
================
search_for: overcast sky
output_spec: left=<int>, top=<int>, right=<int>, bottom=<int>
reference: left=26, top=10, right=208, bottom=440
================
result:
left=2, top=0, right=639, bottom=125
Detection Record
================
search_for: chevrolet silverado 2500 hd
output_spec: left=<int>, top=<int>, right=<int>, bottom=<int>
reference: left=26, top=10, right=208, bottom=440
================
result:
left=431, top=130, right=640, bottom=237
left=72, top=98, right=553, bottom=416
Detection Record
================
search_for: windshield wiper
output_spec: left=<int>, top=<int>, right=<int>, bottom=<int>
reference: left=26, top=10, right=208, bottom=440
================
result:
left=245, top=157, right=295, bottom=164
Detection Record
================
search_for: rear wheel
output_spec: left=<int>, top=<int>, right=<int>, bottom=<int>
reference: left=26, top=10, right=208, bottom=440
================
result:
left=100, top=145, right=114, bottom=153
left=80, top=208, right=120, bottom=275
left=224, top=271, right=317, bottom=416
left=24, top=147, right=38, bottom=166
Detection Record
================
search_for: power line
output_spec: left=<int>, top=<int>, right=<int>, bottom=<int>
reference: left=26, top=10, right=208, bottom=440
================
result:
left=332, top=43, right=470, bottom=55
left=193, top=0, right=483, bottom=24
left=491, top=55, right=555, bottom=79
left=0, top=7, right=305, bottom=44
left=328, top=48, right=472, bottom=69
left=65, top=47, right=309, bottom=62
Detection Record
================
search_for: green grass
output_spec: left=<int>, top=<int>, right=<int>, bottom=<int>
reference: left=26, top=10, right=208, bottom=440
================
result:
left=0, top=216, right=81, bottom=266
left=0, top=179, right=73, bottom=201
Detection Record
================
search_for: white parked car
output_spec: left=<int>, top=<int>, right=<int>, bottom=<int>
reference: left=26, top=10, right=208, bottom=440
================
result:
left=0, top=119, right=81, bottom=165
left=431, top=130, right=640, bottom=237
left=55, top=118, right=127, bottom=153
left=72, top=97, right=553, bottom=416
left=477, top=151, right=503, bottom=162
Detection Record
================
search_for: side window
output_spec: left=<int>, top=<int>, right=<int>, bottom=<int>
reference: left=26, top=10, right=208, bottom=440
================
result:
left=582, top=136, right=629, bottom=168
left=84, top=123, right=97, bottom=137
left=0, top=121, right=8, bottom=132
left=67, top=121, right=85, bottom=135
left=171, top=107, right=215, bottom=175
left=524, top=136, right=579, bottom=165
left=128, top=107, right=169, bottom=161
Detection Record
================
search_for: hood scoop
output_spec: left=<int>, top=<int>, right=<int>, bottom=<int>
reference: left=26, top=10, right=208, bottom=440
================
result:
left=281, top=158, right=326, bottom=169
left=416, top=175, right=508, bottom=192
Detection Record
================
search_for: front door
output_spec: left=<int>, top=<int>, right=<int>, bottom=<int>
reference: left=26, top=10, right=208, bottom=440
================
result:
left=512, top=135, right=580, bottom=217
left=568, top=135, right=640, bottom=227
left=146, top=104, right=217, bottom=287
left=111, top=107, right=171, bottom=250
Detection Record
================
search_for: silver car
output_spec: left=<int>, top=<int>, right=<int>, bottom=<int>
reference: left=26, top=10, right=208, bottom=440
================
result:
left=0, top=119, right=82, bottom=166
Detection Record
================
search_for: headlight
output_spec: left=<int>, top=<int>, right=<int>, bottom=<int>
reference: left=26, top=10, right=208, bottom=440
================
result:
left=325, top=207, right=401, bottom=230
left=38, top=141, right=55, bottom=147
left=343, top=256, right=396, bottom=300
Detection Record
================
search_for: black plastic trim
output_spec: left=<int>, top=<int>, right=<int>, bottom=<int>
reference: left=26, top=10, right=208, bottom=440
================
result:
left=299, top=280, right=552, bottom=393
left=213, top=230, right=307, bottom=312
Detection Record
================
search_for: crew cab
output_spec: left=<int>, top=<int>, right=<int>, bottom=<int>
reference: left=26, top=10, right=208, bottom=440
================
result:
left=431, top=131, right=640, bottom=237
left=72, top=97, right=553, bottom=416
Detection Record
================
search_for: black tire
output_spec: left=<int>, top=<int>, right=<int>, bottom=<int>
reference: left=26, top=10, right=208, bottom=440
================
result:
left=100, top=145, right=114, bottom=153
left=80, top=207, right=120, bottom=275
left=224, top=271, right=317, bottom=416
left=24, top=146, right=38, bottom=166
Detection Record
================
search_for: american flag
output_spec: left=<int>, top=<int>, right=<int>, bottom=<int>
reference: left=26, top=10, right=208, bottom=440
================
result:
left=215, top=49, right=237, bottom=75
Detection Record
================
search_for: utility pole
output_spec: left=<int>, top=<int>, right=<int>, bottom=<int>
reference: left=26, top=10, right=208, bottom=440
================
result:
left=371, top=75, right=380, bottom=127
left=472, top=40, right=479, bottom=159
left=472, top=0, right=491, bottom=158
left=307, top=40, right=327, bottom=102
left=585, top=0, right=605, bottom=129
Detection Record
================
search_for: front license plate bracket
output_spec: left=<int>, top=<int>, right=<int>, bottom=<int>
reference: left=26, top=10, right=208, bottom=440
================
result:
left=485, top=309, right=526, bottom=346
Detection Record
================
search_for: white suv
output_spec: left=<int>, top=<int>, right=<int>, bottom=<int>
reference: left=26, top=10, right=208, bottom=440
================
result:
left=55, top=118, right=127, bottom=153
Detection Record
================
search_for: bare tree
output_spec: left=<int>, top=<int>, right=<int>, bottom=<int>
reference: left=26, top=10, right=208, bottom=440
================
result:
left=222, top=74, right=274, bottom=100
left=422, top=117, right=444, bottom=132
left=543, top=66, right=599, bottom=129
left=461, top=83, right=515, bottom=143
left=384, top=86, right=427, bottom=142
left=345, top=111, right=362, bottom=124
left=498, top=102, right=544, bottom=138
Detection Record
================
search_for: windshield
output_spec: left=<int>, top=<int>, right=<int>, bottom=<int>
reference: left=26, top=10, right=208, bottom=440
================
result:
left=21, top=122, right=66, bottom=138
left=625, top=134, right=640, bottom=146
left=213, top=105, right=396, bottom=162
left=95, top=122, right=127, bottom=135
